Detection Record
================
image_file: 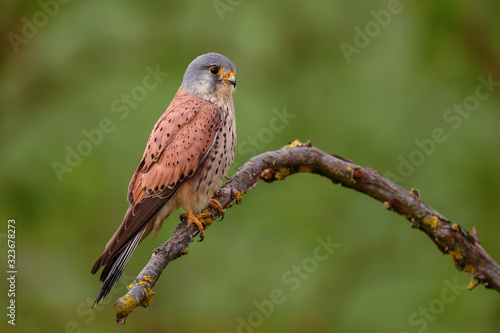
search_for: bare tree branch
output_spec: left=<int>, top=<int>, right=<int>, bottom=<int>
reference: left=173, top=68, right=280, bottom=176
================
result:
left=113, top=140, right=500, bottom=324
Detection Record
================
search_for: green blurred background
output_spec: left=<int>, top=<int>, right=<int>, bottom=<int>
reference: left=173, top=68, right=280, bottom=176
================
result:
left=1, top=0, right=500, bottom=332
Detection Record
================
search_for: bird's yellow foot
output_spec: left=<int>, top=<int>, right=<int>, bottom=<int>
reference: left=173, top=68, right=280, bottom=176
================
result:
left=181, top=210, right=214, bottom=240
left=209, top=198, right=225, bottom=220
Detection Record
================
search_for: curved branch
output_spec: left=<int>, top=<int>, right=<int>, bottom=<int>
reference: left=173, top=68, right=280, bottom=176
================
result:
left=113, top=140, right=500, bottom=324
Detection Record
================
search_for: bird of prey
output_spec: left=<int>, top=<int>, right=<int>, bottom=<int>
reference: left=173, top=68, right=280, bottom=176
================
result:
left=91, top=53, right=237, bottom=306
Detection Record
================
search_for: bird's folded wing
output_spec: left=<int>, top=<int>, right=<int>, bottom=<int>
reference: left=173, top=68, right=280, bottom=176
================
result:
left=92, top=87, right=222, bottom=274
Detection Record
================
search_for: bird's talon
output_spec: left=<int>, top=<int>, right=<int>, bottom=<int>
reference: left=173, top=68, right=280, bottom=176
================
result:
left=185, top=210, right=213, bottom=240
left=209, top=198, right=225, bottom=220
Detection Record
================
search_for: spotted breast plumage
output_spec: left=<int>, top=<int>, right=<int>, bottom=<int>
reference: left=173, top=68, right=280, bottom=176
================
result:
left=91, top=53, right=237, bottom=306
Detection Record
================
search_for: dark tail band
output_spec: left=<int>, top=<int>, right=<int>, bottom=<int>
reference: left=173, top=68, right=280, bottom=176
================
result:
left=92, top=226, right=146, bottom=308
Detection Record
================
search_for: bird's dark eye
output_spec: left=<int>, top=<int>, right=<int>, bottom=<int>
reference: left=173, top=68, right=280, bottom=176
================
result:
left=209, top=66, right=221, bottom=75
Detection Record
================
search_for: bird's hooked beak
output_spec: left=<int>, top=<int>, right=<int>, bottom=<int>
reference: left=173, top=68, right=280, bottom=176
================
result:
left=223, top=71, right=236, bottom=87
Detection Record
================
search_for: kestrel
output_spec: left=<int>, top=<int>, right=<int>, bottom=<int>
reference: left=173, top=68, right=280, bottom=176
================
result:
left=91, top=53, right=237, bottom=306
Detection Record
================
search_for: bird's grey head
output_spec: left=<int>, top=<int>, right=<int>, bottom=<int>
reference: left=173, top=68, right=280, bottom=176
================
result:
left=181, top=53, right=237, bottom=102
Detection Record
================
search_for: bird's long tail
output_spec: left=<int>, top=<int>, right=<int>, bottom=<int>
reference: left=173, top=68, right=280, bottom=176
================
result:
left=92, top=226, right=147, bottom=308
